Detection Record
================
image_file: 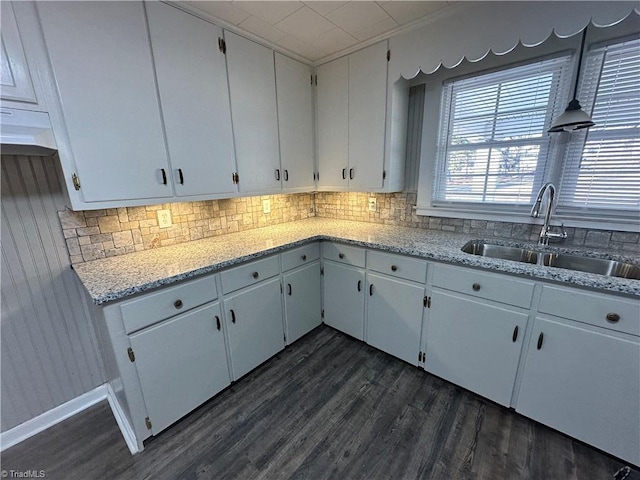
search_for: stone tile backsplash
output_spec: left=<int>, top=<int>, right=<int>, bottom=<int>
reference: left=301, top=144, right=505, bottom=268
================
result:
left=61, top=191, right=638, bottom=264
left=60, top=194, right=314, bottom=264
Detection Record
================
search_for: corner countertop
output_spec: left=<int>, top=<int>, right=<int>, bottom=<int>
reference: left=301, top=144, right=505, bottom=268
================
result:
left=72, top=218, right=640, bottom=305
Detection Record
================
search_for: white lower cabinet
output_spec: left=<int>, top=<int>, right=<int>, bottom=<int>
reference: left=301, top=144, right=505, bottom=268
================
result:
left=223, top=278, right=285, bottom=380
left=323, top=261, right=365, bottom=340
left=516, top=316, right=640, bottom=465
left=129, top=302, right=230, bottom=436
left=283, top=262, right=322, bottom=344
left=366, top=273, right=424, bottom=365
left=426, top=290, right=528, bottom=407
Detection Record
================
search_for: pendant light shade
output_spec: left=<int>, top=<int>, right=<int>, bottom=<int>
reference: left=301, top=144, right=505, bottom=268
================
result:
left=548, top=27, right=595, bottom=133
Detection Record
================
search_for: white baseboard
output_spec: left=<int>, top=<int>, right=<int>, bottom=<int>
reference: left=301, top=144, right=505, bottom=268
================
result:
left=105, top=384, right=139, bottom=455
left=0, top=385, right=107, bottom=452
left=0, top=383, right=140, bottom=455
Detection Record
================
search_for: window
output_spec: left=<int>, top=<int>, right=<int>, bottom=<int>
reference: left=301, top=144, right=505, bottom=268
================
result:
left=433, top=55, right=573, bottom=206
left=558, top=37, right=640, bottom=213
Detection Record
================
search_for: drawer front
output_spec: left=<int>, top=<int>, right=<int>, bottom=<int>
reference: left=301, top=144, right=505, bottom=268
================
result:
left=281, top=243, right=320, bottom=272
left=322, top=242, right=366, bottom=267
left=121, top=274, right=217, bottom=334
left=367, top=251, right=427, bottom=284
left=221, top=255, right=280, bottom=294
left=432, top=263, right=535, bottom=308
left=539, top=285, right=639, bottom=336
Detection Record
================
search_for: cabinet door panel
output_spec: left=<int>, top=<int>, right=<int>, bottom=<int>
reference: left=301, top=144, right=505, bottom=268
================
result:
left=37, top=1, right=171, bottom=203
left=146, top=2, right=236, bottom=197
left=1, top=1, right=36, bottom=103
left=275, top=53, right=314, bottom=191
left=517, top=317, right=640, bottom=465
left=284, top=262, right=321, bottom=344
left=129, top=302, right=230, bottom=436
left=224, top=278, right=285, bottom=380
left=323, top=262, right=365, bottom=340
left=426, top=290, right=527, bottom=407
left=316, top=57, right=349, bottom=190
left=225, top=32, right=281, bottom=194
left=348, top=41, right=387, bottom=190
left=367, top=273, right=424, bottom=365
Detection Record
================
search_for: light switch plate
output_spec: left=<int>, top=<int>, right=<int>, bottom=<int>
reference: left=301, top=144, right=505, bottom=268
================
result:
left=368, top=197, right=377, bottom=212
left=262, top=199, right=271, bottom=214
left=157, top=209, right=172, bottom=228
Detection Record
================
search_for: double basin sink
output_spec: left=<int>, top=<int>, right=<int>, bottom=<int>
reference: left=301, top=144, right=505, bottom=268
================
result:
left=461, top=240, right=640, bottom=280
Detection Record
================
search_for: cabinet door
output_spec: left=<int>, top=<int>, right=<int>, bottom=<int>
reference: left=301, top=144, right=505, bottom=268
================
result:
left=517, top=317, right=640, bottom=465
left=225, top=32, right=281, bottom=194
left=323, top=262, right=365, bottom=340
left=146, top=2, right=236, bottom=197
left=348, top=41, right=387, bottom=190
left=426, top=290, right=527, bottom=407
left=275, top=53, right=314, bottom=191
left=1, top=1, right=36, bottom=104
left=36, top=1, right=171, bottom=203
left=284, top=262, right=321, bottom=344
left=316, top=57, right=349, bottom=190
left=224, top=278, right=285, bottom=380
left=129, top=302, right=230, bottom=436
left=367, top=273, right=424, bottom=365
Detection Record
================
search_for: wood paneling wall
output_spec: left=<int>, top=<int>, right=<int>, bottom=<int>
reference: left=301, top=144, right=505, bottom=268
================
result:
left=1, top=155, right=104, bottom=432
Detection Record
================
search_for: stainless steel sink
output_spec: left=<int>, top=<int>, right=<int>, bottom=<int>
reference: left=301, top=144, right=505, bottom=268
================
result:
left=461, top=241, right=538, bottom=264
left=543, top=253, right=640, bottom=280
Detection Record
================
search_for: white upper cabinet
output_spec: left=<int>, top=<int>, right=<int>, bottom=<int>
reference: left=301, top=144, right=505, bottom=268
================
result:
left=0, top=1, right=36, bottom=104
left=348, top=41, right=387, bottom=191
left=225, top=32, right=281, bottom=194
left=316, top=56, right=349, bottom=190
left=36, top=1, right=172, bottom=204
left=275, top=53, right=315, bottom=191
left=145, top=2, right=237, bottom=198
left=316, top=41, right=401, bottom=192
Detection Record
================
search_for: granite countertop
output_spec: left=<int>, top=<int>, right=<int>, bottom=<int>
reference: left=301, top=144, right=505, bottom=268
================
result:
left=72, top=218, right=640, bottom=304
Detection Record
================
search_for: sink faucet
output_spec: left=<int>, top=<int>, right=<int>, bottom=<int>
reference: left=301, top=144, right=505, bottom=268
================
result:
left=530, top=182, right=567, bottom=245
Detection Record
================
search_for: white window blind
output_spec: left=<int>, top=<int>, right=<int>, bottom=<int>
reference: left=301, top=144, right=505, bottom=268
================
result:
left=558, top=38, right=640, bottom=212
left=434, top=55, right=573, bottom=206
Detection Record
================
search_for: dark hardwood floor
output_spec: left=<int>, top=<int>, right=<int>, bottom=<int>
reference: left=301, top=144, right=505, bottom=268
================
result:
left=2, top=325, right=637, bottom=480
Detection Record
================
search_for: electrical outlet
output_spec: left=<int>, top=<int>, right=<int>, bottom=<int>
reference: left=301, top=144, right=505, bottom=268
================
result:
left=157, top=209, right=172, bottom=228
left=368, top=197, right=377, bottom=212
left=262, top=199, right=271, bottom=214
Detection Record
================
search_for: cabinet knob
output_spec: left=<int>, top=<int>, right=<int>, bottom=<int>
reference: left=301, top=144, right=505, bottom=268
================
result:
left=338, top=253, right=345, bottom=259
left=174, top=299, right=183, bottom=309
left=472, top=283, right=481, bottom=291
left=301, top=254, right=307, bottom=261
left=391, top=265, right=398, bottom=271
left=252, top=271, right=259, bottom=279
left=606, top=312, right=620, bottom=323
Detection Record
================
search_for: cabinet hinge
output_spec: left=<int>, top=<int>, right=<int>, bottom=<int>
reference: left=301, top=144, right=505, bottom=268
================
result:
left=218, top=37, right=226, bottom=54
left=127, top=347, right=135, bottom=362
left=232, top=172, right=239, bottom=184
left=280, top=282, right=283, bottom=294
left=310, top=74, right=313, bottom=85
left=419, top=352, right=425, bottom=362
left=423, top=296, right=431, bottom=308
left=71, top=173, right=81, bottom=191
left=320, top=267, right=324, bottom=276
left=145, top=417, right=152, bottom=430
left=382, top=170, right=386, bottom=180
left=321, top=309, right=324, bottom=319
left=387, top=49, right=390, bottom=62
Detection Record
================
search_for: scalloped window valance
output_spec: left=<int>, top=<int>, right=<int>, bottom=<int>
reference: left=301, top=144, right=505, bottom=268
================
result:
left=389, top=1, right=640, bottom=79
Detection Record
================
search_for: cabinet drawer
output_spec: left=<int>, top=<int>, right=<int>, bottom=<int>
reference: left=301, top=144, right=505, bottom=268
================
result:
left=432, top=263, right=534, bottom=308
left=121, top=274, right=217, bottom=334
left=539, top=286, right=639, bottom=336
left=221, top=256, right=279, bottom=294
left=281, top=243, right=320, bottom=272
left=367, top=251, right=427, bottom=284
left=322, top=242, right=365, bottom=267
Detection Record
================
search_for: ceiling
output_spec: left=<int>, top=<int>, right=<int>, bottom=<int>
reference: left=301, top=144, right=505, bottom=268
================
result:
left=186, top=1, right=456, bottom=63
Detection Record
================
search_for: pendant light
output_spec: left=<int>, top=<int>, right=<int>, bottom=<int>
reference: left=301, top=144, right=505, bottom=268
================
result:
left=548, top=26, right=595, bottom=133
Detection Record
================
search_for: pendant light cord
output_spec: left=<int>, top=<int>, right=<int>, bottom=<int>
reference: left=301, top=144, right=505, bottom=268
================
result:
left=573, top=26, right=588, bottom=100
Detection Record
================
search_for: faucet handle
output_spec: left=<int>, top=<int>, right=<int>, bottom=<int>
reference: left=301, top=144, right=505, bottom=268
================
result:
left=546, top=223, right=568, bottom=242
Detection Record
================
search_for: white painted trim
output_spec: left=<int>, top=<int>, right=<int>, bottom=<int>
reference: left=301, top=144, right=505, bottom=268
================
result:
left=0, top=385, right=107, bottom=452
left=105, top=384, right=140, bottom=455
